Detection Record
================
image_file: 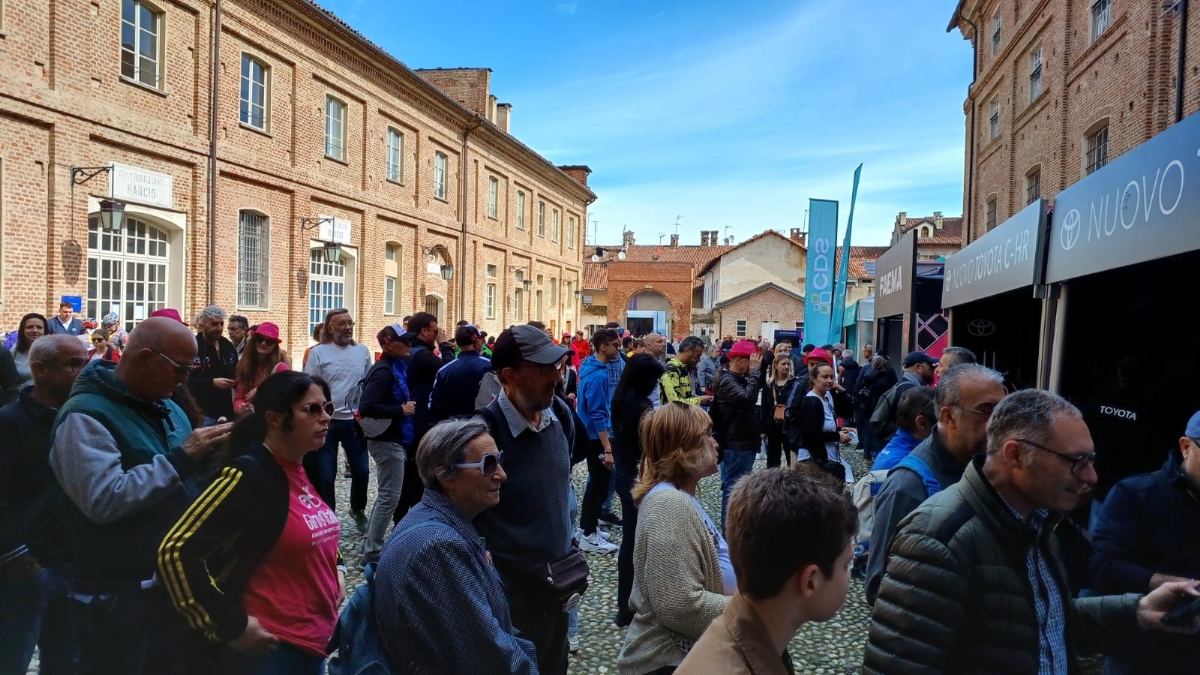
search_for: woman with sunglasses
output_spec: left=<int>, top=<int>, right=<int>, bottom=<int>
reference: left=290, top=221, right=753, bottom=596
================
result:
left=791, top=361, right=856, bottom=483
left=233, top=323, right=290, bottom=416
left=374, top=417, right=537, bottom=674
left=88, top=329, right=122, bottom=363
left=12, top=313, right=47, bottom=389
left=158, top=370, right=345, bottom=674
left=618, top=402, right=731, bottom=675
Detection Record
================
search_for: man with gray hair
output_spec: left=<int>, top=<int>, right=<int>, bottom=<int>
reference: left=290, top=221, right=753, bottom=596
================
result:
left=935, top=345, right=978, bottom=381
left=187, top=305, right=238, bottom=426
left=865, top=363, right=1006, bottom=604
left=865, top=389, right=1200, bottom=673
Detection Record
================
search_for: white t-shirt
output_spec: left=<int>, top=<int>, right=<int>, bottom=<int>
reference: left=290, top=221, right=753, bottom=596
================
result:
left=795, top=390, right=855, bottom=483
left=303, top=342, right=372, bottom=420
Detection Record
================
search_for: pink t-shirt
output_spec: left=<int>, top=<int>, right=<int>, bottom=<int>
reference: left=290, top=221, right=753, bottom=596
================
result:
left=241, top=455, right=341, bottom=658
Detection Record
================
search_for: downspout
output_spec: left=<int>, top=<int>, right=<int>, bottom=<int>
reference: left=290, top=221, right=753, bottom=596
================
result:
left=959, top=9, right=979, bottom=240
left=1177, top=0, right=1190, bottom=123
left=206, top=0, right=222, bottom=305
left=459, top=116, right=483, bottom=322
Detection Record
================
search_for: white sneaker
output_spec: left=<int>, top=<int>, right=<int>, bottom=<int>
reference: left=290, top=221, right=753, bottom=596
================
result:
left=568, top=634, right=580, bottom=653
left=594, top=528, right=613, bottom=541
left=579, top=532, right=618, bottom=554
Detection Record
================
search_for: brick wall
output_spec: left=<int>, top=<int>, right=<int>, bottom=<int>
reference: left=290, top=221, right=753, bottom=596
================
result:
left=716, top=287, right=805, bottom=340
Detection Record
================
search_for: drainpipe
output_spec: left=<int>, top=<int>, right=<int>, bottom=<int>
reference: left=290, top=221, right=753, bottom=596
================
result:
left=459, top=116, right=483, bottom=322
left=1177, top=0, right=1190, bottom=123
left=207, top=0, right=222, bottom=305
left=959, top=9, right=980, bottom=240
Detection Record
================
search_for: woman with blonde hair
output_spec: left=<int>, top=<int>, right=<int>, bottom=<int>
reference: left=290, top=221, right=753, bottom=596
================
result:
left=760, top=345, right=797, bottom=468
left=617, top=402, right=731, bottom=675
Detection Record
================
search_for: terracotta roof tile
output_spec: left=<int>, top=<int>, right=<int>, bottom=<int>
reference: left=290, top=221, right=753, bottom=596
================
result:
left=581, top=243, right=732, bottom=290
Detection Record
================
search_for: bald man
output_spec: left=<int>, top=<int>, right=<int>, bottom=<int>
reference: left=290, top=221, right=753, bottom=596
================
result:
left=48, top=316, right=231, bottom=675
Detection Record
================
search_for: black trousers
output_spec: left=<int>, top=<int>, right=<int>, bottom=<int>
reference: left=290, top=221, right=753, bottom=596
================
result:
left=764, top=423, right=788, bottom=468
left=614, top=462, right=638, bottom=615
left=579, top=438, right=611, bottom=535
left=507, top=587, right=569, bottom=675
left=392, top=456, right=424, bottom=524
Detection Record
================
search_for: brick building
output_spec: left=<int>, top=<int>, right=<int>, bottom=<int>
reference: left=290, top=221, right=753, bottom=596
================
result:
left=949, top=0, right=1200, bottom=244
left=0, top=0, right=593, bottom=356
left=890, top=211, right=964, bottom=261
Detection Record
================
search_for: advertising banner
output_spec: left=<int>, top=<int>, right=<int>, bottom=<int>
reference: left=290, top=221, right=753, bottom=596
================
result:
left=829, top=164, right=862, bottom=334
left=874, top=231, right=917, bottom=318
left=942, top=199, right=1045, bottom=308
left=804, top=199, right=839, bottom=346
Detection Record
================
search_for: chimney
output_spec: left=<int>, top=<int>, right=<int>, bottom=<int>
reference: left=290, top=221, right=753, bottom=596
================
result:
left=670, top=233, right=679, bottom=247
left=897, top=211, right=907, bottom=230
left=700, top=231, right=709, bottom=246
left=623, top=230, right=636, bottom=247
left=557, top=165, right=591, bottom=186
left=933, top=211, right=943, bottom=229
left=790, top=228, right=801, bottom=241
left=487, top=94, right=498, bottom=123
left=496, top=103, right=512, bottom=133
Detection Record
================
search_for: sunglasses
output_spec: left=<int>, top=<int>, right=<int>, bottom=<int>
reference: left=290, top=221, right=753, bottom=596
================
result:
left=300, top=401, right=336, bottom=418
left=455, top=451, right=504, bottom=476
left=152, top=349, right=199, bottom=376
left=91, top=337, right=107, bottom=343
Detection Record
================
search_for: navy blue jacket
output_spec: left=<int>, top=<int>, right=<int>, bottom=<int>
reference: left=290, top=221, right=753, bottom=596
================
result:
left=428, top=350, right=492, bottom=424
left=0, top=388, right=68, bottom=567
left=1091, top=450, right=1200, bottom=672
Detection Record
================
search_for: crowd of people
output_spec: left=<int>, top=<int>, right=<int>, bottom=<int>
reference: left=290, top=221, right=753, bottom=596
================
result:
left=2, top=303, right=1200, bottom=675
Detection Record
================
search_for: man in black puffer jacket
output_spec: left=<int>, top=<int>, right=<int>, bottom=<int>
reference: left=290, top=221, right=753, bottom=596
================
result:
left=865, top=389, right=1199, bottom=674
left=710, top=340, right=761, bottom=530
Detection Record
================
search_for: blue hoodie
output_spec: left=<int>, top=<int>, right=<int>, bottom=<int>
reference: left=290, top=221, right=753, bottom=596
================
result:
left=871, top=429, right=922, bottom=471
left=577, top=355, right=613, bottom=440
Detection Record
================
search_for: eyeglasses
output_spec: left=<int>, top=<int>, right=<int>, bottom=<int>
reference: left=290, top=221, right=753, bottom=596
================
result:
left=152, top=349, right=198, bottom=376
left=300, top=401, right=336, bottom=418
left=954, top=403, right=998, bottom=417
left=455, top=451, right=504, bottom=476
left=1015, top=437, right=1098, bottom=475
left=330, top=321, right=355, bottom=330
left=91, top=337, right=106, bottom=343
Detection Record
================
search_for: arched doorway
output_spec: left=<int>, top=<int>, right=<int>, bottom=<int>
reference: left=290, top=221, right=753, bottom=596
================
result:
left=625, top=290, right=672, bottom=337
left=424, top=294, right=445, bottom=319
left=87, top=214, right=170, bottom=332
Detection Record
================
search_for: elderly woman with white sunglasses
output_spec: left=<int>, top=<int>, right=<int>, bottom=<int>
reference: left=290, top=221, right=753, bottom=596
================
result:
left=374, top=417, right=538, bottom=674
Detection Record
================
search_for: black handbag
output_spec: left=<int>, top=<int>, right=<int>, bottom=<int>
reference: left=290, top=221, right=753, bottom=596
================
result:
left=520, top=546, right=590, bottom=612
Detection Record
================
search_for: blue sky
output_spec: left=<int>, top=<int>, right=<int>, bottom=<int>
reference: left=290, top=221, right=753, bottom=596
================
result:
left=319, top=0, right=973, bottom=247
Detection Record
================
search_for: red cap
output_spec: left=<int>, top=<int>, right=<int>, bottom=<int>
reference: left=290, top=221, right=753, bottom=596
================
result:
left=729, top=340, right=757, bottom=358
left=252, top=322, right=281, bottom=343
left=149, top=308, right=188, bottom=325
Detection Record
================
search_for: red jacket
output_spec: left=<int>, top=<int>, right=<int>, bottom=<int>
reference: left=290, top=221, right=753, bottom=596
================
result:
left=570, top=339, right=590, bottom=368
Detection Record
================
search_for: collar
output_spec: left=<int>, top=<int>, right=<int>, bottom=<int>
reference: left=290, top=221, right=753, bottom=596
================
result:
left=497, top=389, right=554, bottom=436
left=962, top=456, right=1063, bottom=548
left=419, top=489, right=487, bottom=548
left=722, top=593, right=793, bottom=675
left=927, top=426, right=968, bottom=472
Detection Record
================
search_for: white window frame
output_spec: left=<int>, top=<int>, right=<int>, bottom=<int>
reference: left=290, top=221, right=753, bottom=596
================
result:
left=434, top=152, right=447, bottom=200
left=325, top=96, right=346, bottom=162
left=486, top=283, right=496, bottom=319
left=537, top=201, right=546, bottom=237
left=1091, top=0, right=1111, bottom=42
left=239, top=54, right=269, bottom=132
left=989, top=99, right=1000, bottom=140
left=487, top=176, right=498, bottom=219
left=384, top=276, right=396, bottom=315
left=551, top=209, right=560, bottom=242
left=237, top=210, right=269, bottom=309
left=567, top=216, right=576, bottom=249
left=516, top=191, right=526, bottom=230
left=991, top=12, right=1001, bottom=55
left=1029, top=47, right=1043, bottom=103
left=121, top=0, right=164, bottom=89
left=386, top=128, right=403, bottom=183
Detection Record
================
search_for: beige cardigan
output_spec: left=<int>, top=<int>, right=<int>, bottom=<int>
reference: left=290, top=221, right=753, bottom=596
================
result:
left=617, top=485, right=728, bottom=674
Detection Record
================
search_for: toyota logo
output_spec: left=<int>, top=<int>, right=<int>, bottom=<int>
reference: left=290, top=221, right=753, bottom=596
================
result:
left=1060, top=208, right=1081, bottom=251
left=967, top=319, right=996, bottom=337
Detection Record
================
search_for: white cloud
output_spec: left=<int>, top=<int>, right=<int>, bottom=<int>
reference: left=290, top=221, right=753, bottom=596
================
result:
left=555, top=2, right=579, bottom=15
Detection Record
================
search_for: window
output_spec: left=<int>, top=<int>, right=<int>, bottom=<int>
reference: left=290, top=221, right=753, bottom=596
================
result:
left=434, top=152, right=447, bottom=200
left=309, top=250, right=346, bottom=337
left=237, top=211, right=269, bottom=308
left=486, top=264, right=497, bottom=278
left=568, top=216, right=576, bottom=249
left=240, top=55, right=269, bottom=131
left=87, top=215, right=170, bottom=333
left=487, top=176, right=498, bottom=219
left=550, top=277, right=557, bottom=305
left=991, top=12, right=1001, bottom=55
left=986, top=198, right=998, bottom=231
left=325, top=96, right=346, bottom=161
left=515, top=289, right=524, bottom=321
left=989, top=99, right=1000, bottom=140
left=121, top=0, right=163, bottom=88
left=385, top=242, right=397, bottom=261
left=384, top=277, right=396, bottom=315
left=566, top=281, right=574, bottom=307
left=736, top=320, right=747, bottom=338
left=1029, top=47, right=1043, bottom=102
left=1026, top=170, right=1041, bottom=205
left=1091, top=0, right=1111, bottom=42
left=384, top=243, right=399, bottom=315
left=486, top=283, right=496, bottom=319
left=537, top=202, right=546, bottom=237
left=536, top=291, right=544, bottom=321
left=551, top=210, right=560, bottom=242
left=386, top=128, right=403, bottom=183
left=516, top=191, right=526, bottom=230
left=1086, top=126, right=1109, bottom=175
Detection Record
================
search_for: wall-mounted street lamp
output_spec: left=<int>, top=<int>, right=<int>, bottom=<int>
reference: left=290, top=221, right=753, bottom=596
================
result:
left=508, top=265, right=532, bottom=292
left=70, top=166, right=126, bottom=231
left=300, top=217, right=341, bottom=264
left=421, top=245, right=455, bottom=281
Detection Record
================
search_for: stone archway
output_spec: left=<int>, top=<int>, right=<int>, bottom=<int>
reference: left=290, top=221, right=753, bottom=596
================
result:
left=624, top=289, right=673, bottom=337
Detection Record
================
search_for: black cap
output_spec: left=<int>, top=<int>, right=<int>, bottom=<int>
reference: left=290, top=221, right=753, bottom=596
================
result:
left=455, top=324, right=483, bottom=347
left=492, top=325, right=572, bottom=371
left=903, top=351, right=938, bottom=368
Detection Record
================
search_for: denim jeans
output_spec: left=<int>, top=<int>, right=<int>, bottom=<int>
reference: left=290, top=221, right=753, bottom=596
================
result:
left=303, top=418, right=368, bottom=512
left=853, top=406, right=875, bottom=458
left=233, top=641, right=325, bottom=675
left=719, top=449, right=758, bottom=531
left=0, top=566, right=76, bottom=674
left=614, top=463, right=638, bottom=616
left=362, top=440, right=405, bottom=562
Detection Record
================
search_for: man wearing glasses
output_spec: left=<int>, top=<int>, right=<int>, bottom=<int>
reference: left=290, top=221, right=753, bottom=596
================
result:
left=45, top=316, right=231, bottom=674
left=865, top=388, right=1200, bottom=673
left=865, top=363, right=1007, bottom=604
left=1091, top=410, right=1200, bottom=674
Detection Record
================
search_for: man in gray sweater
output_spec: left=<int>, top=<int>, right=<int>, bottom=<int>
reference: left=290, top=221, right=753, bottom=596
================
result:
left=865, top=364, right=1006, bottom=604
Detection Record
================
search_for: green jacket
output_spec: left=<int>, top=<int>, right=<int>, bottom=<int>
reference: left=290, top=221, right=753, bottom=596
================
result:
left=864, top=456, right=1142, bottom=674
left=659, top=357, right=701, bottom=406
left=48, top=360, right=196, bottom=590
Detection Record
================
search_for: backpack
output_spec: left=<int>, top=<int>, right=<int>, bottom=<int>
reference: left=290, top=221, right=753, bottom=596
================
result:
left=868, top=381, right=916, bottom=444
left=326, top=521, right=447, bottom=675
left=850, top=455, right=941, bottom=561
left=475, top=371, right=502, bottom=409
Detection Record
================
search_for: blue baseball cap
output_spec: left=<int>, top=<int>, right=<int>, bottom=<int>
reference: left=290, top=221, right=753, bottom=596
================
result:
left=1186, top=411, right=1200, bottom=439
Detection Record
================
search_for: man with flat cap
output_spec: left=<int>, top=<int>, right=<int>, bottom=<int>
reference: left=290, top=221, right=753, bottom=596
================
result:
left=474, top=325, right=580, bottom=675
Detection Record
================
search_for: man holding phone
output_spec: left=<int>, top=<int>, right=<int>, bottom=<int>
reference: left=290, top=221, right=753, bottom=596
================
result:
left=1091, top=409, right=1200, bottom=674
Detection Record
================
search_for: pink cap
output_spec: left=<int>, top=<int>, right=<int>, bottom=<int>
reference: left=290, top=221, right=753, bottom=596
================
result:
left=149, top=308, right=188, bottom=325
left=253, top=322, right=281, bottom=343
left=729, top=340, right=757, bottom=358
left=803, top=347, right=834, bottom=367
